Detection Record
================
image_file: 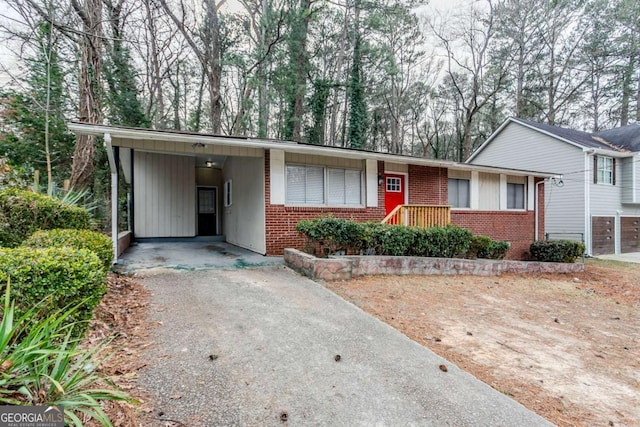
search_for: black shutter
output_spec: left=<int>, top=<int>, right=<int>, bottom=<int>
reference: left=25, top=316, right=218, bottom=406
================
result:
left=612, top=158, right=616, bottom=185
left=594, top=155, right=598, bottom=184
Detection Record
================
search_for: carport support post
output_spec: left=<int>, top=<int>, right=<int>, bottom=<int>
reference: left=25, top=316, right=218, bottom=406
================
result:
left=104, top=133, right=118, bottom=264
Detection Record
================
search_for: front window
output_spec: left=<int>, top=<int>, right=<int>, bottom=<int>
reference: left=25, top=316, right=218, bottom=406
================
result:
left=286, top=165, right=362, bottom=206
left=596, top=156, right=614, bottom=185
left=448, top=178, right=470, bottom=208
left=507, top=183, right=525, bottom=209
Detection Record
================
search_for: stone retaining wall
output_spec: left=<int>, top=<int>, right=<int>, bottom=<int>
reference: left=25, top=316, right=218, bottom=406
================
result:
left=284, top=248, right=585, bottom=281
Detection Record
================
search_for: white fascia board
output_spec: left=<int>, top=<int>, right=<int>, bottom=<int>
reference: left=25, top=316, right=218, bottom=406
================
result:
left=581, top=147, right=633, bottom=158
left=68, top=122, right=558, bottom=179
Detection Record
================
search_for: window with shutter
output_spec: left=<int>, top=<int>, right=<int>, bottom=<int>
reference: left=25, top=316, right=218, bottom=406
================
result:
left=286, top=164, right=362, bottom=206
left=595, top=156, right=614, bottom=185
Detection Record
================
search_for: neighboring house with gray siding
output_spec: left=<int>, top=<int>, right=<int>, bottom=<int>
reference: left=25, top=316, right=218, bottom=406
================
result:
left=467, top=117, right=640, bottom=256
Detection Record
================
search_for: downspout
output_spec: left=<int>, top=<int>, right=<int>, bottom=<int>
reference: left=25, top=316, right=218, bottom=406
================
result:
left=104, top=133, right=118, bottom=264
left=535, top=179, right=545, bottom=241
left=585, top=149, right=596, bottom=256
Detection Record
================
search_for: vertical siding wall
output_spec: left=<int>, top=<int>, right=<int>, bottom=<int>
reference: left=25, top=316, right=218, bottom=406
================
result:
left=133, top=152, right=196, bottom=237
left=223, top=156, right=266, bottom=254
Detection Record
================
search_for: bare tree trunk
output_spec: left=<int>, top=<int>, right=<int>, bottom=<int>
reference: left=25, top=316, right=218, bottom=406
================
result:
left=70, top=0, right=102, bottom=190
left=328, top=1, right=350, bottom=146
left=144, top=0, right=166, bottom=128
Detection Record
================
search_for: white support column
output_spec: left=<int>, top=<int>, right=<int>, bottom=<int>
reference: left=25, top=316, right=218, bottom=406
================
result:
left=104, top=133, right=118, bottom=264
left=470, top=171, right=479, bottom=210
left=366, top=159, right=378, bottom=207
left=527, top=176, right=535, bottom=211
left=270, top=149, right=285, bottom=205
left=499, top=174, right=507, bottom=210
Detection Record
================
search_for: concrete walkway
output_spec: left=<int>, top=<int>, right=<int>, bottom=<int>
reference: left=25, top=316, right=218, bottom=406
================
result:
left=133, top=264, right=552, bottom=426
left=596, top=252, right=640, bottom=264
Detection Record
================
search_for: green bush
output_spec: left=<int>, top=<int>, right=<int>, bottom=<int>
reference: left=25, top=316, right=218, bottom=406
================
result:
left=0, top=247, right=107, bottom=334
left=467, top=235, right=510, bottom=260
left=530, top=240, right=585, bottom=263
left=0, top=188, right=92, bottom=247
left=24, top=229, right=113, bottom=270
left=296, top=218, right=475, bottom=258
left=296, top=216, right=365, bottom=255
left=409, top=226, right=473, bottom=258
left=367, top=224, right=416, bottom=256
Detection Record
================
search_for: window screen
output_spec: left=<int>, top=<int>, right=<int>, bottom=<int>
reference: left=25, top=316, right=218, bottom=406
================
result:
left=286, top=165, right=360, bottom=205
left=286, top=165, right=324, bottom=204
left=448, top=178, right=470, bottom=208
left=507, top=183, right=525, bottom=209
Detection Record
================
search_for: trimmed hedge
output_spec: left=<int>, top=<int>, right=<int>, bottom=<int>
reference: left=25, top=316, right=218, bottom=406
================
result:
left=24, top=229, right=113, bottom=270
left=0, top=188, right=92, bottom=247
left=468, top=235, right=510, bottom=260
left=530, top=240, right=585, bottom=263
left=0, top=247, right=107, bottom=335
left=296, top=217, right=366, bottom=255
left=296, top=217, right=507, bottom=259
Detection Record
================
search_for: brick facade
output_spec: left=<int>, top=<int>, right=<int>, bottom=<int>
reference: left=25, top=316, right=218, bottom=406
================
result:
left=264, top=150, right=545, bottom=259
left=264, top=152, right=387, bottom=255
left=407, top=164, right=448, bottom=205
left=449, top=178, right=546, bottom=259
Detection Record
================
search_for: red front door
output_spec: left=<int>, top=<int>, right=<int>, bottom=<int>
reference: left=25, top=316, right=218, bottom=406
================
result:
left=384, top=173, right=405, bottom=215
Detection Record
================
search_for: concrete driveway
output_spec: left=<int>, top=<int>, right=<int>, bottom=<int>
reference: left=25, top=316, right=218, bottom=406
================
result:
left=125, top=245, right=551, bottom=426
left=596, top=252, right=640, bottom=264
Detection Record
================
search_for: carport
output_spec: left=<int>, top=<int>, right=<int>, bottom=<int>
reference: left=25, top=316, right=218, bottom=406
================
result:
left=68, top=123, right=270, bottom=261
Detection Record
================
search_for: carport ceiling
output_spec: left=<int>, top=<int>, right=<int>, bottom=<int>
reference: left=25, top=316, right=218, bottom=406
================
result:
left=196, top=154, right=227, bottom=169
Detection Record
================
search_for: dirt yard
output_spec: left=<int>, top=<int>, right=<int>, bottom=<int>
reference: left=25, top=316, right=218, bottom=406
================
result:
left=325, top=259, right=640, bottom=427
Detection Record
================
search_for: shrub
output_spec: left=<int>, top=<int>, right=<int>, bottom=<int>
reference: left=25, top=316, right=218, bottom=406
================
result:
left=296, top=217, right=365, bottom=255
left=368, top=224, right=416, bottom=256
left=24, top=229, right=113, bottom=270
left=0, top=285, right=131, bottom=423
left=467, top=235, right=510, bottom=260
left=410, top=225, right=473, bottom=258
left=530, top=240, right=585, bottom=263
left=0, top=188, right=92, bottom=247
left=0, top=247, right=106, bottom=334
left=297, top=218, right=476, bottom=258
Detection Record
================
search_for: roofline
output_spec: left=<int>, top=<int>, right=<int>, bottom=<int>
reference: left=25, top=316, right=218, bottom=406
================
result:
left=466, top=117, right=514, bottom=163
left=67, top=122, right=559, bottom=178
left=466, top=117, right=631, bottom=163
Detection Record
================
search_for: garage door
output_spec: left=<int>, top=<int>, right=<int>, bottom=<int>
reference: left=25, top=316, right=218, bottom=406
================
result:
left=592, top=216, right=615, bottom=255
left=621, top=217, right=640, bottom=253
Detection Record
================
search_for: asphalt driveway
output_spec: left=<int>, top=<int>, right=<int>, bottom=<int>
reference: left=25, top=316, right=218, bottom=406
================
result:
left=132, top=260, right=552, bottom=426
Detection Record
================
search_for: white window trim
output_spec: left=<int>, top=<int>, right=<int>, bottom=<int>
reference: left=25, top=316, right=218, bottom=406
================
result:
left=224, top=179, right=232, bottom=207
left=596, top=155, right=614, bottom=185
left=285, top=163, right=365, bottom=207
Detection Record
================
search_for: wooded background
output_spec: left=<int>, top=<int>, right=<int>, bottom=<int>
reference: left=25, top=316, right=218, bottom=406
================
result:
left=0, top=0, right=638, bottom=189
